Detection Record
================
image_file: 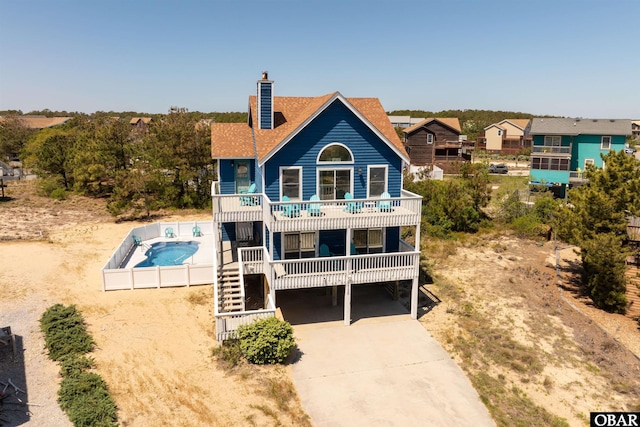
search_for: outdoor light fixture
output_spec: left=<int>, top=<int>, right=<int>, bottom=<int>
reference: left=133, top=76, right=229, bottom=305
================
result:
left=230, top=160, right=234, bottom=167
left=358, top=167, right=362, bottom=176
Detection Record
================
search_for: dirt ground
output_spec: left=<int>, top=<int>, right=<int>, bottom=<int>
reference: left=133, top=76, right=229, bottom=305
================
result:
left=1, top=179, right=639, bottom=426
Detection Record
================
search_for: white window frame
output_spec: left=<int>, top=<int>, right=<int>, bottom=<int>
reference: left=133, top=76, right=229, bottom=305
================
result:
left=283, top=231, right=316, bottom=259
left=601, top=136, right=611, bottom=150
left=544, top=135, right=561, bottom=146
left=353, top=228, right=385, bottom=254
left=426, top=134, right=434, bottom=144
left=316, top=167, right=353, bottom=200
left=584, top=158, right=595, bottom=169
left=279, top=166, right=302, bottom=201
left=316, top=143, right=354, bottom=164
left=367, top=165, right=388, bottom=198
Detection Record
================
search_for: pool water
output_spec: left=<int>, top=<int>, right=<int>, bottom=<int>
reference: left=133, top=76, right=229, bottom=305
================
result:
left=135, top=241, right=200, bottom=267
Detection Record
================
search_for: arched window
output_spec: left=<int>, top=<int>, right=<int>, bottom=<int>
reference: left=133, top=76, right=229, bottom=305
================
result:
left=317, top=143, right=353, bottom=163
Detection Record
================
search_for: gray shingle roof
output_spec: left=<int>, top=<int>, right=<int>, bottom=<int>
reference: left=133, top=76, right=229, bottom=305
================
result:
left=529, top=118, right=631, bottom=136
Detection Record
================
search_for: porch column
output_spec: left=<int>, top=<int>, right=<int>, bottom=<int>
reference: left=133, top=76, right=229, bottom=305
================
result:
left=410, top=276, right=418, bottom=320
left=344, top=282, right=351, bottom=326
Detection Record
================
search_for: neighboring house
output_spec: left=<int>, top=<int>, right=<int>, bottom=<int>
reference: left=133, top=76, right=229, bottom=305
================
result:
left=0, top=115, right=72, bottom=129
left=402, top=118, right=470, bottom=174
left=0, top=115, right=72, bottom=164
left=130, top=117, right=152, bottom=130
left=632, top=120, right=640, bottom=140
left=481, top=119, right=531, bottom=154
left=210, top=73, right=423, bottom=341
left=388, top=115, right=425, bottom=129
left=528, top=117, right=630, bottom=197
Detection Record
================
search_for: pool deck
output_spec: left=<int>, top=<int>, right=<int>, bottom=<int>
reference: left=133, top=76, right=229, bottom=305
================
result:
left=122, top=234, right=214, bottom=269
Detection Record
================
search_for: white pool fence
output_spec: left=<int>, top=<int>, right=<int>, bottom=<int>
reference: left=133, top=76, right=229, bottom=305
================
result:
left=102, top=221, right=214, bottom=291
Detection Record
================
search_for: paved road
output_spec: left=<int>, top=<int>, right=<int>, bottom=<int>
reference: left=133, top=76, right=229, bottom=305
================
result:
left=280, top=286, right=495, bottom=427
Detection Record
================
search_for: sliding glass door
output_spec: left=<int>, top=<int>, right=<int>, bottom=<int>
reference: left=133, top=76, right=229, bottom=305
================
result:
left=318, top=169, right=351, bottom=200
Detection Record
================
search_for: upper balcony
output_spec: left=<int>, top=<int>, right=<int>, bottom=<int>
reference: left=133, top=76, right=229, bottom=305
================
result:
left=531, top=144, right=572, bottom=156
left=212, top=183, right=422, bottom=231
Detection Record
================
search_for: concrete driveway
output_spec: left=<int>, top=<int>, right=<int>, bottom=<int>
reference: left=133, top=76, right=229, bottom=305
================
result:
left=279, top=286, right=495, bottom=427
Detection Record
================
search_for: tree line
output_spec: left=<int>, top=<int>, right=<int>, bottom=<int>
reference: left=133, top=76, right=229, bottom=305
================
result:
left=2, top=109, right=230, bottom=217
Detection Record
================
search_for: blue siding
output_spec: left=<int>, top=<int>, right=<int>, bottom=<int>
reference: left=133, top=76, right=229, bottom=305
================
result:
left=530, top=170, right=569, bottom=185
left=263, top=100, right=403, bottom=202
left=259, top=83, right=273, bottom=130
left=219, top=159, right=256, bottom=195
left=572, top=134, right=626, bottom=170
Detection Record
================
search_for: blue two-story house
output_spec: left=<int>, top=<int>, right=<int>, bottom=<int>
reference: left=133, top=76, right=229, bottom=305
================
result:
left=528, top=117, right=630, bottom=197
left=210, top=73, right=422, bottom=340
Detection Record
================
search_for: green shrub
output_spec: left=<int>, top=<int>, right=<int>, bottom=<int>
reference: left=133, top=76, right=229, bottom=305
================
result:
left=511, top=214, right=549, bottom=239
left=40, top=304, right=94, bottom=361
left=50, top=187, right=68, bottom=200
left=60, top=355, right=95, bottom=377
left=58, top=371, right=117, bottom=427
left=41, top=304, right=118, bottom=426
left=237, top=317, right=295, bottom=365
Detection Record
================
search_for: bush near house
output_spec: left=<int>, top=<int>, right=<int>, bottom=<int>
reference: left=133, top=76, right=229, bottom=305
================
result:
left=40, top=304, right=118, bottom=427
left=236, top=317, right=295, bottom=365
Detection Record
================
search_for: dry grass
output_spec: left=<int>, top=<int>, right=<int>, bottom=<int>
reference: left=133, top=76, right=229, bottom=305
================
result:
left=185, top=287, right=213, bottom=306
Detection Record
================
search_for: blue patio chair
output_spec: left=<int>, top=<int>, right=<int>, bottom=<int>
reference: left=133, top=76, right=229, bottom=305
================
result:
left=132, top=235, right=142, bottom=246
left=319, top=243, right=332, bottom=257
left=192, top=224, right=202, bottom=237
left=165, top=227, right=175, bottom=238
left=281, top=195, right=300, bottom=218
left=378, top=191, right=392, bottom=212
left=240, top=183, right=257, bottom=206
left=343, top=192, right=362, bottom=214
left=350, top=242, right=358, bottom=255
left=307, top=194, right=322, bottom=217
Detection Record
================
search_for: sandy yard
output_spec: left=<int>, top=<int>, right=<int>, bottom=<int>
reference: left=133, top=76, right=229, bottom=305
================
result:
left=418, top=236, right=640, bottom=426
left=0, top=181, right=308, bottom=426
left=1, top=179, right=639, bottom=426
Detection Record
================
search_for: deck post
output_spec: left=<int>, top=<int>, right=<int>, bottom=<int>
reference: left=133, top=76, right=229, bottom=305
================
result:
left=332, top=285, right=338, bottom=306
left=344, top=281, right=351, bottom=325
left=410, top=276, right=418, bottom=320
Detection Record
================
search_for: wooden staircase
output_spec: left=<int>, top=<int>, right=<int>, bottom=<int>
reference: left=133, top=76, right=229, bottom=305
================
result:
left=625, top=265, right=640, bottom=319
left=218, top=267, right=244, bottom=313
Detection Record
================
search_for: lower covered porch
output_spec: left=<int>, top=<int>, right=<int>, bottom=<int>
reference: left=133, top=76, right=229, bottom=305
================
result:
left=276, top=282, right=411, bottom=326
left=214, top=240, right=420, bottom=341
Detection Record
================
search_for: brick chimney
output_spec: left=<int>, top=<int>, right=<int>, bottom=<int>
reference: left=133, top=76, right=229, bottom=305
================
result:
left=257, top=71, right=274, bottom=130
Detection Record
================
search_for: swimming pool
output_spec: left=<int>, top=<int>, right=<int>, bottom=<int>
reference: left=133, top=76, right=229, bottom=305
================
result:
left=135, top=241, right=200, bottom=268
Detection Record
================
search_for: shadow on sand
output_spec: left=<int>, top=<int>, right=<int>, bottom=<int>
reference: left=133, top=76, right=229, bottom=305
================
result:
left=0, top=333, right=30, bottom=426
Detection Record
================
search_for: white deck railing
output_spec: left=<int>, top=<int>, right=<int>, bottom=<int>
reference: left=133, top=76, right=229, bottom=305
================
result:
left=270, top=251, right=420, bottom=290
left=215, top=294, right=276, bottom=342
left=239, top=246, right=265, bottom=275
left=212, top=190, right=422, bottom=231
left=532, top=145, right=572, bottom=154
left=212, top=193, right=263, bottom=223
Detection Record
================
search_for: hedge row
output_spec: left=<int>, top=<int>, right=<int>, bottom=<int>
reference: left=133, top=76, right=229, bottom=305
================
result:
left=40, top=304, right=118, bottom=427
